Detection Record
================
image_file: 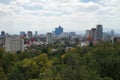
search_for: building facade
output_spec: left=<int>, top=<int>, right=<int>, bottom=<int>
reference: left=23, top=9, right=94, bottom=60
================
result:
left=55, top=26, right=63, bottom=36
left=20, top=31, right=26, bottom=37
left=86, top=24, right=103, bottom=41
left=96, top=24, right=103, bottom=41
left=46, top=33, right=53, bottom=44
left=1, top=31, right=5, bottom=37
left=86, top=30, right=92, bottom=40
left=5, top=36, right=24, bottom=52
left=91, top=28, right=97, bottom=41
left=59, top=32, right=70, bottom=39
left=27, top=31, right=33, bottom=39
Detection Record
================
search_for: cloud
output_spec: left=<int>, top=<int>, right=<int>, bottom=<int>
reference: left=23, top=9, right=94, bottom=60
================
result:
left=0, top=0, right=119, bottom=34
left=80, top=0, right=100, bottom=3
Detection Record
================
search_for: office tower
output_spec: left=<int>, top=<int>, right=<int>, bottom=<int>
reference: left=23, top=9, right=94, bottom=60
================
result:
left=55, top=26, right=63, bottom=36
left=20, top=31, right=26, bottom=37
left=27, top=31, right=33, bottom=39
left=35, top=31, right=38, bottom=38
left=46, top=32, right=53, bottom=44
left=1, top=31, right=5, bottom=37
left=91, top=28, right=97, bottom=41
left=5, top=36, right=24, bottom=52
left=96, top=24, right=103, bottom=41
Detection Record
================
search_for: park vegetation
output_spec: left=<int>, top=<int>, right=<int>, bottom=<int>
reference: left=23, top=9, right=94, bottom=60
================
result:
left=0, top=42, right=120, bottom=80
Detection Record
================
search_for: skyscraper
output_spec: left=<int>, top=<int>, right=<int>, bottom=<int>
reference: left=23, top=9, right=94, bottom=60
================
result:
left=35, top=31, right=38, bottom=38
left=91, top=28, right=97, bottom=41
left=46, top=32, right=53, bottom=44
left=96, top=24, right=103, bottom=41
left=55, top=26, right=63, bottom=36
left=1, top=31, right=5, bottom=37
left=27, top=31, right=33, bottom=39
left=20, top=31, right=26, bottom=37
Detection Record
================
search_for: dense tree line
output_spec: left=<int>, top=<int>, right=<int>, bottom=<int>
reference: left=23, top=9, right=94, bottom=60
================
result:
left=0, top=42, right=120, bottom=80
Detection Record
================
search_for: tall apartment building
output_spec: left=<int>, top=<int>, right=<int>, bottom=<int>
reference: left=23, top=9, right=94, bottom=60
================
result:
left=27, top=31, right=33, bottom=39
left=91, top=28, right=97, bottom=41
left=5, top=36, right=24, bottom=52
left=34, top=31, right=38, bottom=38
left=46, top=33, right=53, bottom=44
left=1, top=31, right=5, bottom=37
left=20, top=31, right=26, bottom=37
left=86, top=29, right=97, bottom=41
left=96, top=24, right=103, bottom=41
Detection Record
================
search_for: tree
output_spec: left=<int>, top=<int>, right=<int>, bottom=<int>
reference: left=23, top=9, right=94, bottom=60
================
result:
left=21, top=58, right=39, bottom=79
left=0, top=67, right=7, bottom=80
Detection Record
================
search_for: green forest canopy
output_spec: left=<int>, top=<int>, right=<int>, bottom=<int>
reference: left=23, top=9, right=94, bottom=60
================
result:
left=0, top=42, right=120, bottom=80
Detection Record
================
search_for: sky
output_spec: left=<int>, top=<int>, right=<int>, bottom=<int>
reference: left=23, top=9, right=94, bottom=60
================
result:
left=0, top=0, right=120, bottom=34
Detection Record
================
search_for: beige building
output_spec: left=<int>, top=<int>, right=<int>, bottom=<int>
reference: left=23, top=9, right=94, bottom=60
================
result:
left=5, top=36, right=24, bottom=52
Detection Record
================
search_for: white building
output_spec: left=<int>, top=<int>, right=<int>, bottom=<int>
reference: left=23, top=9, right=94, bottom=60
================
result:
left=46, top=33, right=53, bottom=44
left=5, top=36, right=24, bottom=52
left=59, top=32, right=70, bottom=39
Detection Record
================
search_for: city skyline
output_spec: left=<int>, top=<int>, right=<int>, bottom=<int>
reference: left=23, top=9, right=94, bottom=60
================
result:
left=0, top=0, right=120, bottom=34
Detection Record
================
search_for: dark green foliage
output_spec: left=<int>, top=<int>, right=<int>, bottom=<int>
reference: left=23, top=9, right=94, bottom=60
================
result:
left=0, top=42, right=120, bottom=80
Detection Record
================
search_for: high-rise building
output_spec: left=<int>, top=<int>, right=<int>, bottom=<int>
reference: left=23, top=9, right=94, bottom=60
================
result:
left=86, top=30, right=92, bottom=40
left=20, top=31, right=26, bottom=37
left=34, top=31, right=38, bottom=38
left=5, top=36, right=24, bottom=52
left=1, top=31, right=5, bottom=37
left=91, top=28, right=97, bottom=41
left=55, top=26, right=63, bottom=36
left=96, top=24, right=103, bottom=41
left=46, top=32, right=53, bottom=44
left=27, top=31, right=33, bottom=39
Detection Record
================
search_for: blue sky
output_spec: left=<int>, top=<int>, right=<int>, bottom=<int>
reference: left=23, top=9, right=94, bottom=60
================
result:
left=0, top=0, right=120, bottom=34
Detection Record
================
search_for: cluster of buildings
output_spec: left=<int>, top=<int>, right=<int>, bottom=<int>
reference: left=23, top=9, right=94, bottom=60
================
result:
left=0, top=24, right=120, bottom=53
left=86, top=24, right=103, bottom=42
left=0, top=31, right=38, bottom=53
left=47, top=25, right=103, bottom=44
